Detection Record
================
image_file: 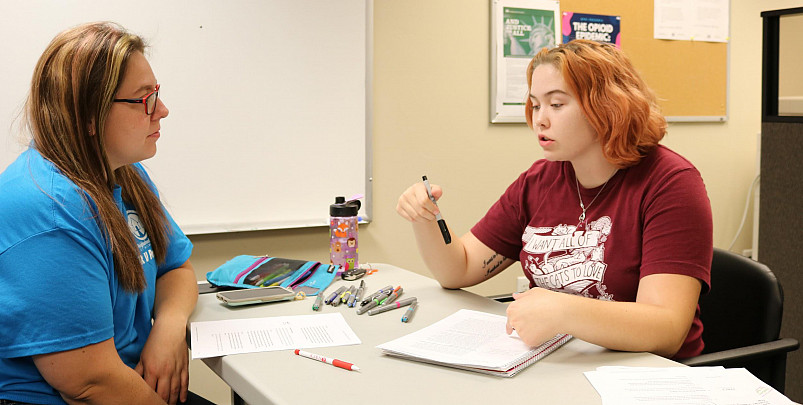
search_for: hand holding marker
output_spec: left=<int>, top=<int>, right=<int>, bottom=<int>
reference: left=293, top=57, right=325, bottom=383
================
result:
left=422, top=176, right=451, bottom=244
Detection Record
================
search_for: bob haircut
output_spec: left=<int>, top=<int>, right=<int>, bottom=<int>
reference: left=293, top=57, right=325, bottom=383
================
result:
left=524, top=39, right=666, bottom=167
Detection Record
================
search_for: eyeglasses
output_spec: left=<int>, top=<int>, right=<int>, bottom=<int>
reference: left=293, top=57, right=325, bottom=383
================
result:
left=113, top=84, right=160, bottom=115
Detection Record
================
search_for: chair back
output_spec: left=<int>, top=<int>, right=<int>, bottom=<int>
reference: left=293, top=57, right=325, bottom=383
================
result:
left=699, top=248, right=784, bottom=354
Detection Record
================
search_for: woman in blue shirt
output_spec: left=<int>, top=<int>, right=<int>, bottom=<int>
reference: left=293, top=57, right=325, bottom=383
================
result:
left=0, top=22, right=203, bottom=405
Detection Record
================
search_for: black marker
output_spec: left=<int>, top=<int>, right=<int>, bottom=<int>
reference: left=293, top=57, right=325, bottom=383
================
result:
left=422, top=176, right=451, bottom=244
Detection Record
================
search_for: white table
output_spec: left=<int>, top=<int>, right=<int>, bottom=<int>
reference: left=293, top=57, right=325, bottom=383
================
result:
left=188, top=263, right=681, bottom=405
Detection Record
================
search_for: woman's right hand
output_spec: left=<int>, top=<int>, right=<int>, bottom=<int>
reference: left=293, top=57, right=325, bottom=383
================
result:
left=396, top=181, right=443, bottom=223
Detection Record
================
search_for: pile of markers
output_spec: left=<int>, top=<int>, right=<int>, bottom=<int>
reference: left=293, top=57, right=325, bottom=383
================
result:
left=312, top=281, right=418, bottom=322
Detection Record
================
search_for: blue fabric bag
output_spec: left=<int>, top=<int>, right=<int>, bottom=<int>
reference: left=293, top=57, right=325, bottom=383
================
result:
left=206, top=255, right=339, bottom=296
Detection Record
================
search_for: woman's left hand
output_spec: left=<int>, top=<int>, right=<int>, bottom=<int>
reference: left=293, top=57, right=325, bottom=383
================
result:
left=505, top=287, right=565, bottom=347
left=135, top=318, right=189, bottom=405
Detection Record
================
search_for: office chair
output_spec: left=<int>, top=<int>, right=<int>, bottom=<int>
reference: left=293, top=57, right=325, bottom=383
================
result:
left=680, top=248, right=799, bottom=394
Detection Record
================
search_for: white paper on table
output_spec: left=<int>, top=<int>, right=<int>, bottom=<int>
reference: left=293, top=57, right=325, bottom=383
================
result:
left=584, top=366, right=796, bottom=405
left=376, top=309, right=569, bottom=374
left=190, top=312, right=361, bottom=359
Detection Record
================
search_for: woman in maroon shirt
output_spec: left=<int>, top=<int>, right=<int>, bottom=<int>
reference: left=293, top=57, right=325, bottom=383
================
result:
left=397, top=39, right=712, bottom=359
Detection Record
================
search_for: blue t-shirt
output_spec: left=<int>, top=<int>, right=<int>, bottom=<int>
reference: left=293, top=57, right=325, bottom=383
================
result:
left=0, top=149, right=193, bottom=404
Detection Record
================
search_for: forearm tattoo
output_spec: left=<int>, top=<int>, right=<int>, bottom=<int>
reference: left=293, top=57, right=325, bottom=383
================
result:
left=482, top=253, right=507, bottom=277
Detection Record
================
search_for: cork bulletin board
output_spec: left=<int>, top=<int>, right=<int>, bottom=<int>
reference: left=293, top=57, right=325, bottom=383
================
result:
left=560, top=0, right=728, bottom=121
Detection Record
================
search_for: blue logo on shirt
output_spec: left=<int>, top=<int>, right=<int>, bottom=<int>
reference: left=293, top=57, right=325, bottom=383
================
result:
left=127, top=210, right=154, bottom=265
left=127, top=210, right=148, bottom=241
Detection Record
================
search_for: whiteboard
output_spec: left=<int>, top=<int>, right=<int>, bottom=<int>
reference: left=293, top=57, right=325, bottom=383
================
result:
left=0, top=0, right=372, bottom=234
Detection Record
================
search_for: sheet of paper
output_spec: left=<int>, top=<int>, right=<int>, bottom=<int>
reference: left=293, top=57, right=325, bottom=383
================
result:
left=584, top=366, right=796, bottom=405
left=654, top=0, right=729, bottom=42
left=190, top=313, right=361, bottom=359
left=378, top=309, right=565, bottom=369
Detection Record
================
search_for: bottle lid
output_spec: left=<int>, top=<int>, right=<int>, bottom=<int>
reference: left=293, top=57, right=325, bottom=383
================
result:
left=330, top=196, right=360, bottom=217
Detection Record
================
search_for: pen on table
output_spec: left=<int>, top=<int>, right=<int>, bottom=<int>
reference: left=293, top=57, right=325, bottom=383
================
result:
left=312, top=293, right=324, bottom=311
left=294, top=349, right=360, bottom=371
left=332, top=286, right=351, bottom=307
left=361, top=285, right=393, bottom=306
left=422, top=175, right=451, bottom=244
left=401, top=300, right=418, bottom=323
left=341, top=285, right=356, bottom=305
left=373, top=290, right=391, bottom=304
left=325, top=286, right=346, bottom=305
left=366, top=285, right=393, bottom=301
left=356, top=300, right=377, bottom=314
left=358, top=292, right=390, bottom=315
left=368, top=297, right=417, bottom=315
left=380, top=287, right=403, bottom=306
left=351, top=280, right=366, bottom=307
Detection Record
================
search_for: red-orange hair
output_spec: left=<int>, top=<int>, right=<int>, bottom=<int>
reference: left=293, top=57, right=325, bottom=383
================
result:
left=524, top=39, right=666, bottom=167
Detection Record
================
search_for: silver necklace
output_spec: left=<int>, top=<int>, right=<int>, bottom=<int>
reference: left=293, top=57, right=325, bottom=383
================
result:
left=575, top=170, right=617, bottom=223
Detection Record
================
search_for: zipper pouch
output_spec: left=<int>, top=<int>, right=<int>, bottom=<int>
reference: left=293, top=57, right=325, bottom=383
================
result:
left=206, top=255, right=339, bottom=296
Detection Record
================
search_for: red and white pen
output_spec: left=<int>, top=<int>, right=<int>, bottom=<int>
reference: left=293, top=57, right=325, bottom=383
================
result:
left=293, top=349, right=360, bottom=371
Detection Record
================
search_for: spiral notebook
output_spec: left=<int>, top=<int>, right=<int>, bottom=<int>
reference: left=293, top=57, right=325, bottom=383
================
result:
left=377, top=309, right=571, bottom=377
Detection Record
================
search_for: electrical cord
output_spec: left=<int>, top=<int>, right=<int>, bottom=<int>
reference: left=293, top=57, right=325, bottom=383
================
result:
left=728, top=174, right=760, bottom=252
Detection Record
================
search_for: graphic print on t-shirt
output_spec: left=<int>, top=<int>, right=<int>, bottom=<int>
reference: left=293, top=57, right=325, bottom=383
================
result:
left=126, top=209, right=155, bottom=265
left=521, top=216, right=613, bottom=299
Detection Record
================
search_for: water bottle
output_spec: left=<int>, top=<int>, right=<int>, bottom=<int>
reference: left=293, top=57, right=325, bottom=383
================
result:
left=329, top=196, right=360, bottom=271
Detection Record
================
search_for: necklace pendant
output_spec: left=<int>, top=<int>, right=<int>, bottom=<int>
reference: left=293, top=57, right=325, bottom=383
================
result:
left=579, top=211, right=586, bottom=222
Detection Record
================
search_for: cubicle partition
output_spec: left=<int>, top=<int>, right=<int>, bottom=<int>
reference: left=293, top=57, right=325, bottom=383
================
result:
left=759, top=7, right=803, bottom=402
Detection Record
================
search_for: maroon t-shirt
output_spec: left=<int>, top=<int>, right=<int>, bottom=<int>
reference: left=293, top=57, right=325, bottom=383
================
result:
left=471, top=145, right=712, bottom=358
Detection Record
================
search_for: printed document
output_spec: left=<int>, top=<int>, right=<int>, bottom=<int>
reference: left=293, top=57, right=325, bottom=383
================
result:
left=190, top=313, right=361, bottom=359
left=377, top=309, right=570, bottom=377
left=585, top=366, right=796, bottom=405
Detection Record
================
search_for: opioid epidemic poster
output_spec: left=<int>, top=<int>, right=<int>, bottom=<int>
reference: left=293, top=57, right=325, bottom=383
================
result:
left=562, top=12, right=621, bottom=48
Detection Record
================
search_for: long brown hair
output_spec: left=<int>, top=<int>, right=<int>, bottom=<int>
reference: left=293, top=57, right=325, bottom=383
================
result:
left=525, top=40, right=666, bottom=167
left=25, top=22, right=168, bottom=293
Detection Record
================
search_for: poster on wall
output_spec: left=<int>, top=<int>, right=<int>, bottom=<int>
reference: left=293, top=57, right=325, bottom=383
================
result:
left=562, top=12, right=621, bottom=48
left=491, top=0, right=560, bottom=123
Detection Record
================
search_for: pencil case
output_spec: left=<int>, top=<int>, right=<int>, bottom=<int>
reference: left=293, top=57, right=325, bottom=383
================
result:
left=206, top=255, right=339, bottom=296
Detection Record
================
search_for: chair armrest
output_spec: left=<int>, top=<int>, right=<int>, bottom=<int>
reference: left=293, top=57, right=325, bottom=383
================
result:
left=680, top=338, right=800, bottom=367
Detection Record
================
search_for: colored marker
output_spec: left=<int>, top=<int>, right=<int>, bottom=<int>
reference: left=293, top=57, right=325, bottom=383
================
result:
left=340, top=285, right=356, bottom=305
left=372, top=290, right=391, bottom=305
left=361, top=285, right=393, bottom=306
left=312, top=293, right=324, bottom=311
left=380, top=288, right=403, bottom=306
left=332, top=286, right=350, bottom=307
left=325, top=286, right=346, bottom=305
left=294, top=349, right=359, bottom=371
left=352, top=280, right=366, bottom=307
left=422, top=175, right=451, bottom=244
left=368, top=297, right=417, bottom=315
left=402, top=300, right=418, bottom=323
left=357, top=299, right=379, bottom=315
